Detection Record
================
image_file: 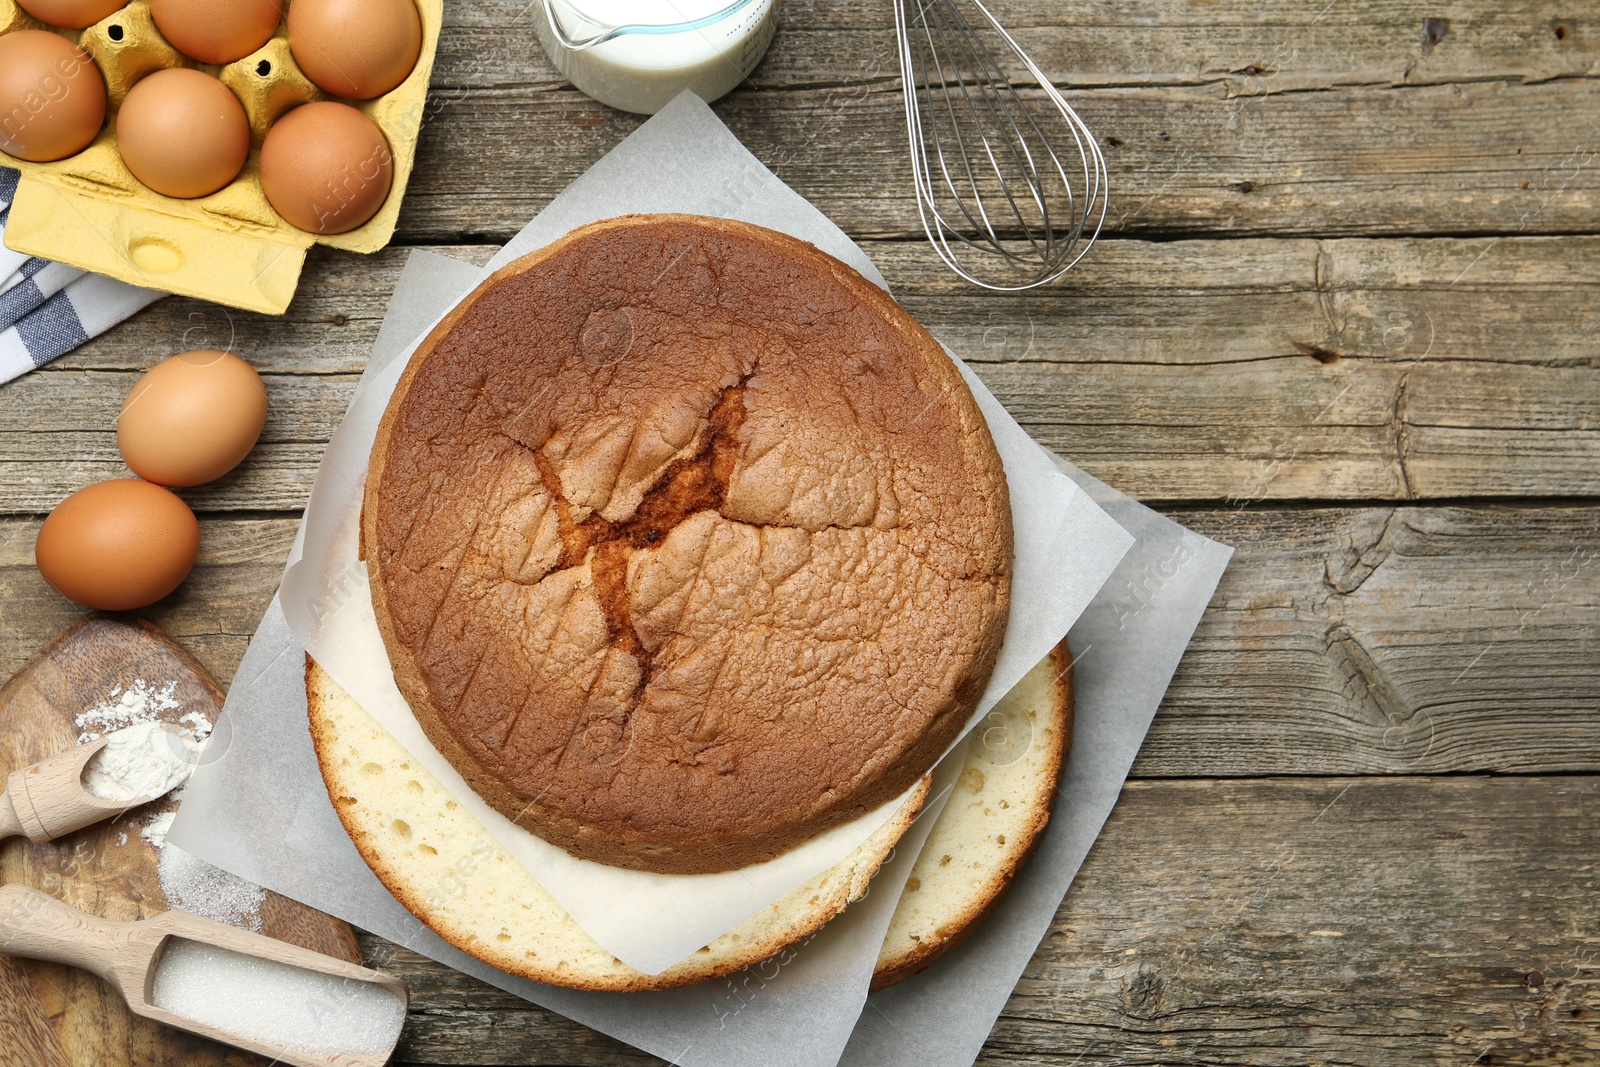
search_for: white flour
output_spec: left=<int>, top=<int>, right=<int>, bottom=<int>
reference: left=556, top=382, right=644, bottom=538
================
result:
left=75, top=679, right=185, bottom=743
left=140, top=811, right=174, bottom=847
left=83, top=722, right=198, bottom=802
left=177, top=710, right=212, bottom=741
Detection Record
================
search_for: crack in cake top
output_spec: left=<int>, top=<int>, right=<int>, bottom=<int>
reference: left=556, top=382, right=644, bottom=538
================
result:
left=364, top=215, right=1013, bottom=874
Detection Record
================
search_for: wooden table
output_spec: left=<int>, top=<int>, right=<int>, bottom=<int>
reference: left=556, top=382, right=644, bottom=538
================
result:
left=2, top=1, right=1597, bottom=1063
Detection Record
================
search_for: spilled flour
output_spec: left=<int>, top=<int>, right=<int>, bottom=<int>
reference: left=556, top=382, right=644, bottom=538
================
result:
left=141, top=813, right=266, bottom=932
left=76, top=680, right=263, bottom=931
left=76, top=679, right=182, bottom=742
left=77, top=679, right=215, bottom=748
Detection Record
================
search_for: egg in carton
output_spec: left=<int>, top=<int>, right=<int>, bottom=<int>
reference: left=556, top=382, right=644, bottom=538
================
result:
left=0, top=0, right=441, bottom=314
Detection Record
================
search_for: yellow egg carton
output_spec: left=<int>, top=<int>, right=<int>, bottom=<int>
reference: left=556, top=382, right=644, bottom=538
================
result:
left=0, top=0, right=441, bottom=314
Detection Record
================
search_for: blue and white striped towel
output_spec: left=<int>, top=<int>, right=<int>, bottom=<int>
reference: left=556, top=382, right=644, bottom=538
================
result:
left=0, top=167, right=167, bottom=385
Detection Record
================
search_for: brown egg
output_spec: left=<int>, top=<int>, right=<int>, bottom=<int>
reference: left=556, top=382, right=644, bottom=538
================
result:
left=116, top=69, right=250, bottom=199
left=0, top=31, right=107, bottom=162
left=119, top=350, right=269, bottom=487
left=260, top=102, right=393, bottom=234
left=15, top=0, right=126, bottom=29
left=287, top=0, right=421, bottom=100
left=35, top=479, right=200, bottom=611
left=148, top=0, right=283, bottom=65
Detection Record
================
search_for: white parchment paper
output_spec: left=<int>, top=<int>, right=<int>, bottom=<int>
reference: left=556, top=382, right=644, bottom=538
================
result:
left=268, top=92, right=1131, bottom=975
left=839, top=455, right=1234, bottom=1067
left=169, top=93, right=1233, bottom=1067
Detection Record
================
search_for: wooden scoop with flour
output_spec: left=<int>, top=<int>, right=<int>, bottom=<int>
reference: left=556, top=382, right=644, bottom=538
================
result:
left=0, top=884, right=409, bottom=1067
left=0, top=725, right=191, bottom=844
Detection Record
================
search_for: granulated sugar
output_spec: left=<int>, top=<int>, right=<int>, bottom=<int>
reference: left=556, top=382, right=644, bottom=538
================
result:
left=151, top=938, right=406, bottom=1056
left=141, top=813, right=266, bottom=932
left=75, top=679, right=184, bottom=743
left=82, top=722, right=198, bottom=802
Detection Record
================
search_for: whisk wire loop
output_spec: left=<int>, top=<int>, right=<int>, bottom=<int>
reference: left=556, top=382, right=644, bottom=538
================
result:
left=893, top=0, right=1107, bottom=290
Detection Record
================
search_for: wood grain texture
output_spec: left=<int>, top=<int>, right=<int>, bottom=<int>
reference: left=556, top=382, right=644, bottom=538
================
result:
left=383, top=79, right=1600, bottom=245
left=1, top=0, right=1595, bottom=1061
left=0, top=955, right=69, bottom=1067
left=0, top=505, right=1592, bottom=777
left=434, top=0, right=1598, bottom=92
left=22, top=235, right=1600, bottom=377
left=13, top=359, right=1598, bottom=509
left=0, top=617, right=364, bottom=1067
left=399, top=0, right=1600, bottom=243
left=1155, top=504, right=1600, bottom=776
left=6, top=234, right=1597, bottom=510
left=357, top=776, right=1599, bottom=1067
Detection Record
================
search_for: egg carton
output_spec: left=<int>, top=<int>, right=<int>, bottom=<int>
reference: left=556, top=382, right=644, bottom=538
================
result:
left=0, top=0, right=441, bottom=314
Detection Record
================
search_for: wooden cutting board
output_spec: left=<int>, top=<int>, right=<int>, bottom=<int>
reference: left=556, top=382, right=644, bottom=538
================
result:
left=0, top=615, right=366, bottom=1067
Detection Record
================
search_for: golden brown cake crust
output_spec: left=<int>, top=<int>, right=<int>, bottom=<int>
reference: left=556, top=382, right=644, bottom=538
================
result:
left=363, top=214, right=1012, bottom=874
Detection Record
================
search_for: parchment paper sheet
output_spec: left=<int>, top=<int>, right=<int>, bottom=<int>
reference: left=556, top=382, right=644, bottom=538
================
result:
left=170, top=94, right=1233, bottom=1066
left=266, top=92, right=1131, bottom=975
left=839, top=455, right=1234, bottom=1067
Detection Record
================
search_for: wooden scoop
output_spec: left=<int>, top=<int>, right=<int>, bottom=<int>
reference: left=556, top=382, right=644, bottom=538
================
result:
left=0, top=885, right=408, bottom=1067
left=0, top=726, right=190, bottom=844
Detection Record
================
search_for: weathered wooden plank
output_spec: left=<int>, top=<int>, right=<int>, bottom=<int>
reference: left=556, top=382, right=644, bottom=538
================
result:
left=1, top=358, right=1585, bottom=510
left=11, top=234, right=1598, bottom=508
left=0, top=370, right=356, bottom=513
left=1001, top=357, right=1600, bottom=502
left=1152, top=504, right=1600, bottom=777
left=0, top=506, right=1593, bottom=775
left=0, top=518, right=291, bottom=693
left=431, top=0, right=1597, bottom=92
left=900, top=234, right=1600, bottom=374
left=390, top=77, right=1600, bottom=243
left=7, top=356, right=1594, bottom=509
left=37, top=235, right=1600, bottom=376
left=359, top=775, right=1600, bottom=1066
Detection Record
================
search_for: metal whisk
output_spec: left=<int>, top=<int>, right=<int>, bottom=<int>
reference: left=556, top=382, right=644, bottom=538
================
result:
left=893, top=0, right=1107, bottom=290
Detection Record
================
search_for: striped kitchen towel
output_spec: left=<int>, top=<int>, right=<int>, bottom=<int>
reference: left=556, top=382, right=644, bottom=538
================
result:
left=0, top=167, right=167, bottom=385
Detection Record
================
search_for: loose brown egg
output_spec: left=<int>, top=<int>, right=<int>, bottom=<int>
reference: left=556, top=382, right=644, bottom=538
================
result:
left=119, top=350, right=269, bottom=487
left=15, top=0, right=126, bottom=29
left=260, top=101, right=393, bottom=234
left=0, top=30, right=107, bottom=162
left=35, top=479, right=200, bottom=611
left=148, top=0, right=283, bottom=65
left=116, top=69, right=250, bottom=199
left=287, top=0, right=421, bottom=99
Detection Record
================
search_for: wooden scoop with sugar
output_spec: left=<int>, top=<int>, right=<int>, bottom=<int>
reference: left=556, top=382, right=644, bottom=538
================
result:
left=0, top=885, right=408, bottom=1067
